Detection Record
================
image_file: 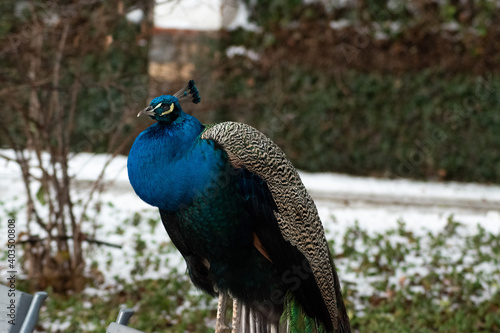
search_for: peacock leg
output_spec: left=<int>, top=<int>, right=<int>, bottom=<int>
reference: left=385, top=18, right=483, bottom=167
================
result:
left=249, top=307, right=256, bottom=333
left=269, top=321, right=278, bottom=333
left=241, top=303, right=249, bottom=332
left=215, top=293, right=229, bottom=333
left=231, top=297, right=242, bottom=333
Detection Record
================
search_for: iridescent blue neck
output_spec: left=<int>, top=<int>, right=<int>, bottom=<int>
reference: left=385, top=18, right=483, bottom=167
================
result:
left=127, top=112, right=225, bottom=211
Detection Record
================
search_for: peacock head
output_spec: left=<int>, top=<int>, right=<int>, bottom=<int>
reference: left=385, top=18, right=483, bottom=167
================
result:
left=137, top=79, right=200, bottom=123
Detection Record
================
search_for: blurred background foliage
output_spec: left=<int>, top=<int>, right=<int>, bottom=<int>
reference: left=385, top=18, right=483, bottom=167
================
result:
left=1, top=0, right=499, bottom=183
left=0, top=0, right=152, bottom=155
left=0, top=0, right=154, bottom=293
left=199, top=0, right=500, bottom=183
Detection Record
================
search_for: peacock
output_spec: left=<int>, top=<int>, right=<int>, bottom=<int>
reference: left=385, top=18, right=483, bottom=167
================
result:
left=127, top=80, right=351, bottom=333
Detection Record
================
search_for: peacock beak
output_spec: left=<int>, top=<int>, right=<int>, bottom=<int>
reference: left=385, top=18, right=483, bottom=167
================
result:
left=137, top=106, right=155, bottom=117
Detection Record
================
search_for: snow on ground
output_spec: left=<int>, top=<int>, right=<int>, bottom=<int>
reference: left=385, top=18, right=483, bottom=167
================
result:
left=0, top=149, right=499, bottom=300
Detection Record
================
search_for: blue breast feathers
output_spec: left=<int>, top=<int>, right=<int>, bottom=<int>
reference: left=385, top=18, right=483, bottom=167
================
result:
left=127, top=112, right=227, bottom=212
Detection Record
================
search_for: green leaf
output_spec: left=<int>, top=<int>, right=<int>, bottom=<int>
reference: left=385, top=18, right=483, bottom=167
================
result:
left=36, top=184, right=46, bottom=205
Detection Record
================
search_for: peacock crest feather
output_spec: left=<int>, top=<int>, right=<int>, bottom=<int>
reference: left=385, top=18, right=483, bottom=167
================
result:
left=173, top=79, right=201, bottom=104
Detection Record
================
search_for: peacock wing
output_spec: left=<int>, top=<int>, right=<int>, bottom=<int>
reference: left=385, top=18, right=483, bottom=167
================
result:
left=201, top=121, right=344, bottom=331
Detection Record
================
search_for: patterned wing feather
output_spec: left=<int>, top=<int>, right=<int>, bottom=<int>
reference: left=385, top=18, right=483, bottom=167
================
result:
left=201, top=121, right=343, bottom=330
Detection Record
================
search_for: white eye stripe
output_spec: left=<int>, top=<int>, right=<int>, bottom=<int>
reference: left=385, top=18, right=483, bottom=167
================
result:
left=153, top=103, right=163, bottom=110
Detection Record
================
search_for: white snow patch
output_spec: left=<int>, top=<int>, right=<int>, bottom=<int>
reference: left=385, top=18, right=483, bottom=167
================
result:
left=300, top=171, right=500, bottom=207
left=329, top=19, right=351, bottom=30
left=226, top=45, right=260, bottom=61
left=126, top=8, right=144, bottom=23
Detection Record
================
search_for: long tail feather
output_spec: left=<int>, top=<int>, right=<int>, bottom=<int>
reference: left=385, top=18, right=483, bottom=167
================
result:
left=230, top=294, right=333, bottom=333
left=281, top=293, right=330, bottom=333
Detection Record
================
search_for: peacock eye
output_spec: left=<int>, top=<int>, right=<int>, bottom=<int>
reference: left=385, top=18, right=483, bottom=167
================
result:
left=158, top=102, right=175, bottom=116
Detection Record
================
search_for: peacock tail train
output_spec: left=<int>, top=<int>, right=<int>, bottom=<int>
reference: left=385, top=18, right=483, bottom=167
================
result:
left=284, top=292, right=328, bottom=333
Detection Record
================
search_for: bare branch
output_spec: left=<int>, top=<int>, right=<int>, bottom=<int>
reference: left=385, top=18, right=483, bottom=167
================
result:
left=19, top=235, right=122, bottom=249
left=0, top=153, right=16, bottom=162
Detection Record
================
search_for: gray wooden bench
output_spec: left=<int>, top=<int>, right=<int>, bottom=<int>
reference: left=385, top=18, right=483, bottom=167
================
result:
left=0, top=284, right=47, bottom=333
left=106, top=309, right=144, bottom=333
left=0, top=285, right=144, bottom=333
